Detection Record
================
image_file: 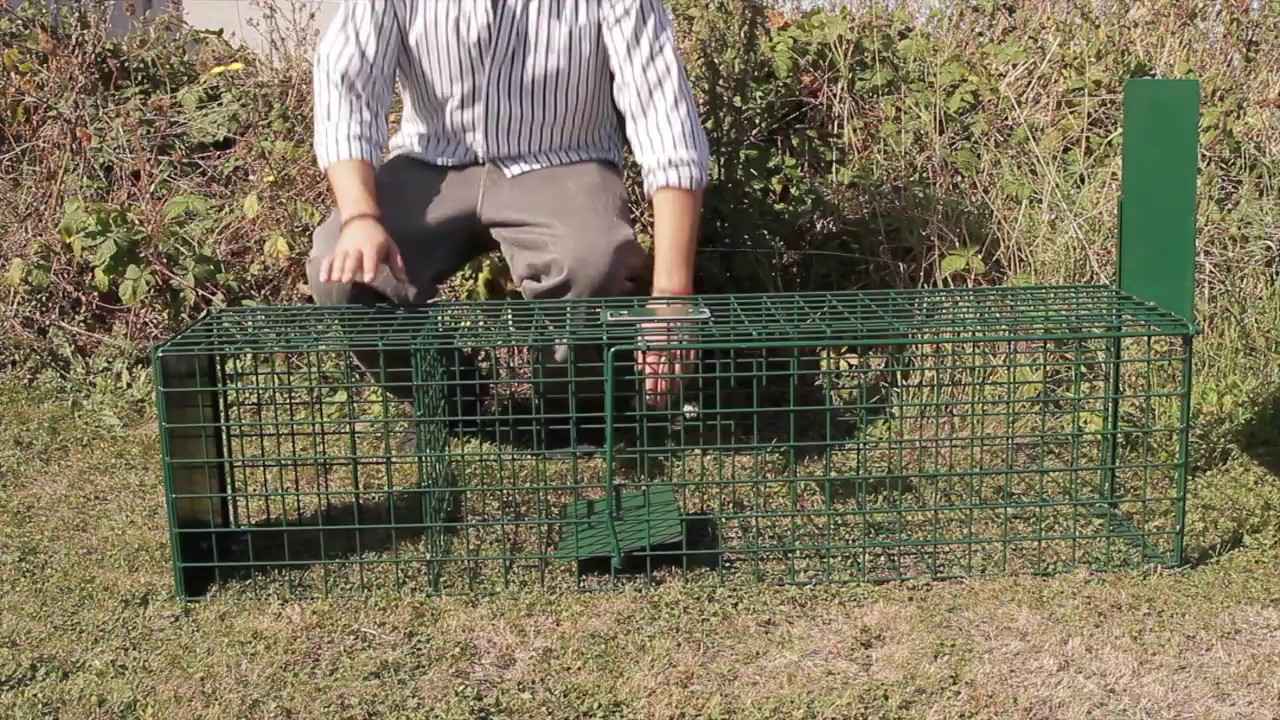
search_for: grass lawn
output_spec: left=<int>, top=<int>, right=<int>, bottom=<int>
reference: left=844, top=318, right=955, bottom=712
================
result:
left=3, top=380, right=1280, bottom=719
left=4, top=2, right=1280, bottom=716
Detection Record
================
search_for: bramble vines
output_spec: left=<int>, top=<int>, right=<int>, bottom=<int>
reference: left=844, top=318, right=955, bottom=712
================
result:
left=1, top=0, right=1277, bottom=393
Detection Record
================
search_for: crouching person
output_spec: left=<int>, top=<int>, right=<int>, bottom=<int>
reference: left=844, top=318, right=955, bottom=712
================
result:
left=305, top=0, right=710, bottom=447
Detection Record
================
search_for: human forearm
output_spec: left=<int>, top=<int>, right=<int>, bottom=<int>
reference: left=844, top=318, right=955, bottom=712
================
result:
left=650, top=187, right=702, bottom=296
left=601, top=0, right=708, bottom=296
left=326, top=159, right=380, bottom=221
left=318, top=159, right=405, bottom=286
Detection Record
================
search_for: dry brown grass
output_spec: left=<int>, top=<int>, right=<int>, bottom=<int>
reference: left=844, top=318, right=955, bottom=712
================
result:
left=5, top=381, right=1280, bottom=719
left=4, top=0, right=1280, bottom=716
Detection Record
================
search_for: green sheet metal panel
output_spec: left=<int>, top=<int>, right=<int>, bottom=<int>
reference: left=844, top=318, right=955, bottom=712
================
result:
left=556, top=484, right=684, bottom=560
left=154, top=352, right=231, bottom=599
left=1119, top=77, right=1200, bottom=326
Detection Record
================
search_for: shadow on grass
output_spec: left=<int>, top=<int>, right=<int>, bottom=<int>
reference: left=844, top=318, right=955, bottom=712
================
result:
left=182, top=488, right=729, bottom=597
left=178, top=357, right=908, bottom=598
left=180, top=490, right=443, bottom=598
left=1182, top=386, right=1280, bottom=568
left=1236, top=387, right=1280, bottom=478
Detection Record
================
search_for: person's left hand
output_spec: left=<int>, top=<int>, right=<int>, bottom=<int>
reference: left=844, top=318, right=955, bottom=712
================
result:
left=635, top=299, right=699, bottom=409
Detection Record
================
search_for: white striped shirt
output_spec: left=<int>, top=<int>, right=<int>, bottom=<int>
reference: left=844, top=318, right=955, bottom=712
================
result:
left=312, top=0, right=711, bottom=197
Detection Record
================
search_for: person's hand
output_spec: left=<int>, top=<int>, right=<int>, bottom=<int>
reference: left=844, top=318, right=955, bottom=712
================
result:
left=319, top=214, right=407, bottom=285
left=635, top=299, right=699, bottom=409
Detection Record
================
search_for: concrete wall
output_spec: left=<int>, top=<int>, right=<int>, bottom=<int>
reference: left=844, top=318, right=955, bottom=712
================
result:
left=180, top=0, right=338, bottom=50
left=4, top=0, right=336, bottom=48
left=154, top=0, right=837, bottom=50
left=6, top=0, right=177, bottom=38
left=11, top=0, right=939, bottom=50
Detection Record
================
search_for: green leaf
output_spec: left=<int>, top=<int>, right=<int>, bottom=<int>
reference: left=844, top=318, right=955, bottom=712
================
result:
left=868, top=68, right=895, bottom=87
left=118, top=266, right=152, bottom=306
left=897, top=37, right=924, bottom=58
left=771, top=47, right=795, bottom=79
left=164, top=194, right=211, bottom=221
left=940, top=253, right=969, bottom=277
left=263, top=233, right=290, bottom=260
left=119, top=278, right=143, bottom=306
left=941, top=246, right=985, bottom=278
left=24, top=265, right=50, bottom=289
left=1014, top=365, right=1044, bottom=399
left=5, top=258, right=25, bottom=287
left=293, top=204, right=323, bottom=227
left=92, top=237, right=118, bottom=268
left=1000, top=175, right=1033, bottom=201
left=190, top=257, right=218, bottom=281
left=178, top=87, right=201, bottom=112
left=946, top=90, right=970, bottom=112
left=93, top=267, right=111, bottom=293
left=57, top=200, right=93, bottom=241
left=243, top=192, right=261, bottom=219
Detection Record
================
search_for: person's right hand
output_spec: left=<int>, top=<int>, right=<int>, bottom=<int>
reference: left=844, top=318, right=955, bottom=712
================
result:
left=319, top=215, right=408, bottom=285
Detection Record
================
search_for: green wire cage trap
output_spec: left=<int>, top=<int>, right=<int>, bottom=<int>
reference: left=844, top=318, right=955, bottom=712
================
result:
left=154, top=79, right=1200, bottom=600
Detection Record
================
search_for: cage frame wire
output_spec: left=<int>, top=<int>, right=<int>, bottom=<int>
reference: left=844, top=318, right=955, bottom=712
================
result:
left=154, top=78, right=1201, bottom=600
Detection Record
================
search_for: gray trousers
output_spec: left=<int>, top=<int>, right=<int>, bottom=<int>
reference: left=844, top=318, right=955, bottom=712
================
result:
left=306, top=156, right=649, bottom=404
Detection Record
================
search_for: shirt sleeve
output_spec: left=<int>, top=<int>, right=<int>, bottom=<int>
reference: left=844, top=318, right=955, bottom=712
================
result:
left=602, top=0, right=711, bottom=197
left=312, top=0, right=402, bottom=170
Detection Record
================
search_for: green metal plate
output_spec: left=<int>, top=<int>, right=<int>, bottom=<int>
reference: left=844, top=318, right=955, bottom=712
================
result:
left=555, top=484, right=684, bottom=560
left=1092, top=504, right=1174, bottom=566
left=1118, top=77, right=1199, bottom=326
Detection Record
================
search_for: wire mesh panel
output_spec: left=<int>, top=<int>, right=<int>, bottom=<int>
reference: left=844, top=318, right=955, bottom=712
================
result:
left=149, top=77, right=1198, bottom=599
left=154, top=287, right=1194, bottom=599
left=612, top=334, right=1190, bottom=585
left=155, top=302, right=646, bottom=598
left=154, top=308, right=458, bottom=598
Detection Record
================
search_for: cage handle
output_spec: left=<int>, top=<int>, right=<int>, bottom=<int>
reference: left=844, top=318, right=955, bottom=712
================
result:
left=601, top=305, right=712, bottom=323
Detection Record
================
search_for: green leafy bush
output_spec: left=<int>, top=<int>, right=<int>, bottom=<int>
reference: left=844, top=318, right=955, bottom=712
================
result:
left=1, top=1, right=325, bottom=380
left=1, top=0, right=1277, bottom=412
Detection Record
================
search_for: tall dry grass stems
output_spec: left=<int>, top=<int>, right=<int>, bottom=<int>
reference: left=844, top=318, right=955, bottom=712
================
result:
left=0, top=0, right=1276, bottom=428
